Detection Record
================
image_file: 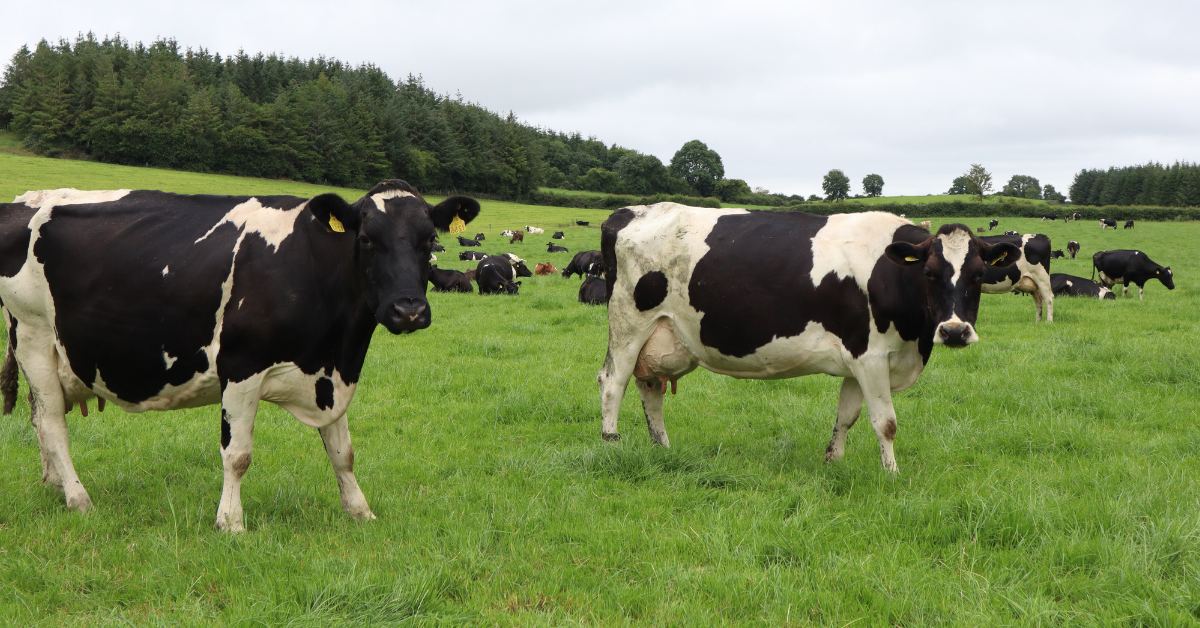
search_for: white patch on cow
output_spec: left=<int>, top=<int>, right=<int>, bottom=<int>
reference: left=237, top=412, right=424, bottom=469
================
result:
left=238, top=298, right=244, bottom=309
left=937, top=229, right=971, bottom=285
left=194, top=198, right=303, bottom=252
left=1066, top=280, right=1073, bottom=287
left=15, top=188, right=131, bottom=208
left=430, top=254, right=437, bottom=261
left=809, top=212, right=910, bottom=292
left=162, top=265, right=169, bottom=277
left=162, top=351, right=177, bottom=369
left=1098, top=286, right=1113, bottom=299
left=372, top=188, right=414, bottom=212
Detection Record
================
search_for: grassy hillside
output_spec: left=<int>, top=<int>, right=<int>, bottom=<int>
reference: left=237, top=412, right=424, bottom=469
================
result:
left=843, top=194, right=1050, bottom=205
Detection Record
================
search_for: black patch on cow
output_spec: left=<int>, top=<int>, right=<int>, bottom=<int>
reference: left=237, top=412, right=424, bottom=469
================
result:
left=633, top=271, right=668, bottom=311
left=601, top=209, right=636, bottom=300
left=689, top=211, right=872, bottom=359
left=220, top=409, right=231, bottom=449
left=315, top=377, right=335, bottom=410
left=0, top=202, right=37, bottom=278
left=869, top=224, right=936, bottom=364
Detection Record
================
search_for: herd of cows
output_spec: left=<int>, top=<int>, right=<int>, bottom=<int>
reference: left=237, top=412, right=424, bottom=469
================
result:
left=0, top=180, right=1178, bottom=531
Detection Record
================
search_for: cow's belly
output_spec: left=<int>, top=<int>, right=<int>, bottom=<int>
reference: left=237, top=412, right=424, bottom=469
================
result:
left=691, top=322, right=855, bottom=380
left=59, top=352, right=222, bottom=413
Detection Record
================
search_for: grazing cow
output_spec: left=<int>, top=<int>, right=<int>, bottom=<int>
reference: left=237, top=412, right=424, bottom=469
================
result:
left=525, top=226, right=545, bottom=234
left=1041, top=214, right=1057, bottom=221
left=1004, top=230, right=1019, bottom=236
left=474, top=232, right=486, bottom=241
left=432, top=243, right=446, bottom=253
left=578, top=275, right=607, bottom=305
left=457, top=236, right=481, bottom=247
left=562, top=250, right=603, bottom=278
left=459, top=251, right=488, bottom=261
left=989, top=219, right=999, bottom=230
left=1067, top=240, right=1080, bottom=259
left=547, top=242, right=569, bottom=253
left=980, top=234, right=1055, bottom=322
left=1092, top=250, right=1174, bottom=300
left=1124, top=220, right=1135, bottom=229
left=976, top=228, right=986, bottom=233
left=598, top=204, right=1020, bottom=472
left=552, top=231, right=565, bottom=239
left=1051, top=250, right=1065, bottom=259
left=534, top=262, right=558, bottom=275
left=476, top=257, right=521, bottom=295
left=1100, top=219, right=1117, bottom=229
left=0, top=181, right=479, bottom=529
left=576, top=220, right=590, bottom=226
left=1050, top=274, right=1114, bottom=300
left=429, top=265, right=473, bottom=293
left=509, top=231, right=524, bottom=244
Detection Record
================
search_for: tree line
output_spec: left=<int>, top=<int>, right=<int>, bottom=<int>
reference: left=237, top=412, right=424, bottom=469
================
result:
left=1069, top=162, right=1200, bottom=207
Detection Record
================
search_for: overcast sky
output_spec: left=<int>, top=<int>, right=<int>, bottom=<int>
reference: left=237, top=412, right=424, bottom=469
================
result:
left=5, top=0, right=1199, bottom=197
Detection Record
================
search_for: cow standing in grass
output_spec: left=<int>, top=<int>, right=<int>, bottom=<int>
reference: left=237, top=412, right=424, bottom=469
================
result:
left=0, top=181, right=479, bottom=531
left=598, top=204, right=1019, bottom=472
left=981, top=234, right=1055, bottom=322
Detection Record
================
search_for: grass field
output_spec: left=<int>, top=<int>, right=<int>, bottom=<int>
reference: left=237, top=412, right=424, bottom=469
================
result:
left=2, top=155, right=1200, bottom=626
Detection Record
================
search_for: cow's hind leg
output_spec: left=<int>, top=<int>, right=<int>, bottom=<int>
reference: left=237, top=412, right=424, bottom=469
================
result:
left=215, top=383, right=261, bottom=532
left=853, top=361, right=900, bottom=473
left=598, top=343, right=639, bottom=441
left=20, top=344, right=90, bottom=510
left=636, top=379, right=669, bottom=447
left=319, top=413, right=375, bottom=521
left=825, top=377, right=864, bottom=463
left=28, top=389, right=63, bottom=487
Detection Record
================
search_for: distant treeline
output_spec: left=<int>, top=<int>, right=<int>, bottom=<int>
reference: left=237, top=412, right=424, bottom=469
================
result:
left=1070, top=162, right=1200, bottom=207
left=790, top=201, right=1200, bottom=221
left=0, top=35, right=771, bottom=203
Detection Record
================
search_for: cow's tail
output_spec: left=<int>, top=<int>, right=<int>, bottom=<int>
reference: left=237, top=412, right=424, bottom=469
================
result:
left=1, top=312, right=17, bottom=415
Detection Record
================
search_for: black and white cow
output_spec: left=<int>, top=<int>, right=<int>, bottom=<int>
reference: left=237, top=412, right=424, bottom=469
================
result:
left=1124, top=220, right=1135, bottom=229
left=1070, top=212, right=1082, bottom=221
left=497, top=253, right=533, bottom=278
left=552, top=231, right=565, bottom=239
left=1004, top=230, right=1019, bottom=236
left=429, top=265, right=473, bottom=293
left=459, top=251, right=488, bottom=261
left=1041, top=214, right=1057, bottom=221
left=547, top=242, right=569, bottom=253
left=1100, top=219, right=1117, bottom=229
left=989, top=219, right=999, bottom=230
left=562, top=250, right=603, bottom=278
left=980, top=234, right=1055, bottom=322
left=576, top=220, right=590, bottom=226
left=1067, top=240, right=1080, bottom=259
left=476, top=256, right=522, bottom=295
left=578, top=275, right=607, bottom=305
left=1092, top=249, right=1175, bottom=300
left=598, top=204, right=1020, bottom=472
left=500, top=229, right=517, bottom=237
left=0, top=182, right=479, bottom=530
left=1050, top=274, right=1114, bottom=300
left=457, top=236, right=481, bottom=247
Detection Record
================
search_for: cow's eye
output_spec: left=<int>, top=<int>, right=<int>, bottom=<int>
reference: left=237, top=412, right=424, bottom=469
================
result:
left=358, top=235, right=372, bottom=247
left=923, top=270, right=936, bottom=282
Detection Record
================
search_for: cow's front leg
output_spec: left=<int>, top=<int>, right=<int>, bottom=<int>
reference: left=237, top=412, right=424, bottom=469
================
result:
left=825, top=377, right=863, bottom=463
left=319, top=413, right=375, bottom=521
left=854, top=362, right=900, bottom=473
left=215, top=385, right=260, bottom=532
left=637, top=379, right=669, bottom=447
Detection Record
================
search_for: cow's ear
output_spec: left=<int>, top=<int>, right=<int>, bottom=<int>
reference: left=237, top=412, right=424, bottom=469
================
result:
left=884, top=241, right=928, bottom=266
left=981, top=241, right=1021, bottom=267
left=307, top=193, right=361, bottom=233
left=428, top=196, right=481, bottom=232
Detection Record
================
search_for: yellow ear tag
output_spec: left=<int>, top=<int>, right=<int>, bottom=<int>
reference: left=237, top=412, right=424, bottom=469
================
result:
left=904, top=256, right=919, bottom=262
left=328, top=215, right=345, bottom=233
left=990, top=252, right=1007, bottom=265
left=448, top=215, right=466, bottom=234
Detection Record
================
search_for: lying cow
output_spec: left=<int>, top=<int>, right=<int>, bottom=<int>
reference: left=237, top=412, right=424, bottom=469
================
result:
left=525, top=225, right=544, bottom=234
left=562, top=250, right=603, bottom=278
left=509, top=231, right=524, bottom=244
left=1092, top=249, right=1174, bottom=300
left=1100, top=219, right=1117, bottom=229
left=1041, top=213, right=1057, bottom=221
left=1067, top=240, right=1080, bottom=259
left=578, top=275, right=607, bottom=305
left=1050, top=273, right=1114, bottom=300
left=460, top=251, right=488, bottom=261
left=976, top=228, right=986, bottom=233
left=429, top=265, right=473, bottom=293
left=576, top=220, right=590, bottom=226
left=919, top=221, right=931, bottom=229
left=1051, top=250, right=1065, bottom=259
left=457, top=236, right=481, bottom=246
left=547, top=242, right=569, bottom=253
left=599, top=205, right=1019, bottom=472
left=1004, top=230, right=1019, bottom=236
left=0, top=181, right=479, bottom=530
left=474, top=232, right=486, bottom=241
left=534, top=262, right=558, bottom=275
left=500, top=229, right=517, bottom=237
left=1124, top=220, right=1135, bottom=229
left=498, top=253, right=533, bottom=277
left=476, top=256, right=521, bottom=295
left=989, top=219, right=999, bottom=230
left=432, top=243, right=446, bottom=253
left=552, top=231, right=565, bottom=239
left=980, top=234, right=1055, bottom=322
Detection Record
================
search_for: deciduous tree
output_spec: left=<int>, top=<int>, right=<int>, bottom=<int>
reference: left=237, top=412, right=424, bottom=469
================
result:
left=822, top=169, right=850, bottom=201
left=963, top=164, right=993, bottom=201
left=669, top=140, right=724, bottom=197
left=862, top=173, right=884, bottom=197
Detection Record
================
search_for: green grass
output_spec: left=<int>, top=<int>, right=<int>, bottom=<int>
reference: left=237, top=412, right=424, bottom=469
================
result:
left=3, top=155, right=1200, bottom=626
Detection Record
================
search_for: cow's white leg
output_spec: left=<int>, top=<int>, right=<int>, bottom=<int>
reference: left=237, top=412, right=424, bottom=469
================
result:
left=1031, top=289, right=1044, bottom=322
left=825, top=377, right=864, bottom=463
left=1138, top=285, right=1144, bottom=300
left=854, top=361, right=900, bottom=473
left=215, top=382, right=261, bottom=532
left=1122, top=283, right=1129, bottom=297
left=318, top=413, right=375, bottom=520
left=598, top=343, right=640, bottom=442
left=1041, top=283, right=1055, bottom=322
left=19, top=346, right=90, bottom=510
left=28, top=389, right=63, bottom=487
left=636, top=379, right=669, bottom=447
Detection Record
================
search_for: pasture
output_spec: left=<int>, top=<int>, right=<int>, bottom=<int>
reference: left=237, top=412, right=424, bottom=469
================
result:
left=1, top=158, right=1200, bottom=626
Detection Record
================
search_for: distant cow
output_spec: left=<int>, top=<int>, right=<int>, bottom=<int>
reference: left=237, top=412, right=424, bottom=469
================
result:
left=552, top=231, right=565, bottom=239
left=429, top=265, right=473, bottom=293
left=1051, top=274, right=1114, bottom=300
left=1100, top=219, right=1117, bottom=229
left=1050, top=250, right=1065, bottom=259
left=989, top=219, right=999, bottom=230
left=1092, top=250, right=1174, bottom=300
left=919, top=221, right=931, bottom=229
left=429, top=254, right=437, bottom=261
left=981, top=233, right=1055, bottom=322
left=509, top=231, right=524, bottom=244
left=501, top=230, right=517, bottom=237
left=476, top=257, right=522, bottom=295
left=525, top=226, right=544, bottom=234
left=474, top=232, right=486, bottom=241
left=534, top=263, right=558, bottom=275
left=578, top=275, right=607, bottom=305
left=1004, top=230, right=1019, bottom=236
left=1041, top=214, right=1057, bottom=221
left=432, top=243, right=446, bottom=252
left=547, top=242, right=569, bottom=253
left=562, top=250, right=603, bottom=278
left=457, top=236, right=481, bottom=246
left=498, top=253, right=533, bottom=277
left=576, top=220, right=589, bottom=226
left=1067, top=241, right=1080, bottom=259
left=1124, top=220, right=1135, bottom=229
left=976, top=228, right=986, bottom=233
left=460, top=251, right=488, bottom=261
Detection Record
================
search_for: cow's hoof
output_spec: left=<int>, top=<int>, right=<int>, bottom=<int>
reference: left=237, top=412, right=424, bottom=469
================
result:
left=214, top=518, right=246, bottom=533
left=65, top=491, right=92, bottom=513
left=348, top=508, right=376, bottom=521
left=601, top=432, right=621, bottom=442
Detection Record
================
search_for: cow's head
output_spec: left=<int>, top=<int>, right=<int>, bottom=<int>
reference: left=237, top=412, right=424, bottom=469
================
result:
left=514, top=261, right=532, bottom=278
left=1159, top=266, right=1175, bottom=290
left=884, top=224, right=1021, bottom=347
left=306, top=180, right=479, bottom=333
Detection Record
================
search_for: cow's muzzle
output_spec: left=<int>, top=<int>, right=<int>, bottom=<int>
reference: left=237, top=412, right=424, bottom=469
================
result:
left=383, top=297, right=430, bottom=333
left=935, top=321, right=977, bottom=348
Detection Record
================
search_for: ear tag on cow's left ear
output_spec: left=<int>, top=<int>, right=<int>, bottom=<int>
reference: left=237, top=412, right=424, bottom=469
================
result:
left=328, top=215, right=345, bottom=233
left=448, top=215, right=466, bottom=234
left=904, top=256, right=919, bottom=262
left=990, top=251, right=1007, bottom=265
